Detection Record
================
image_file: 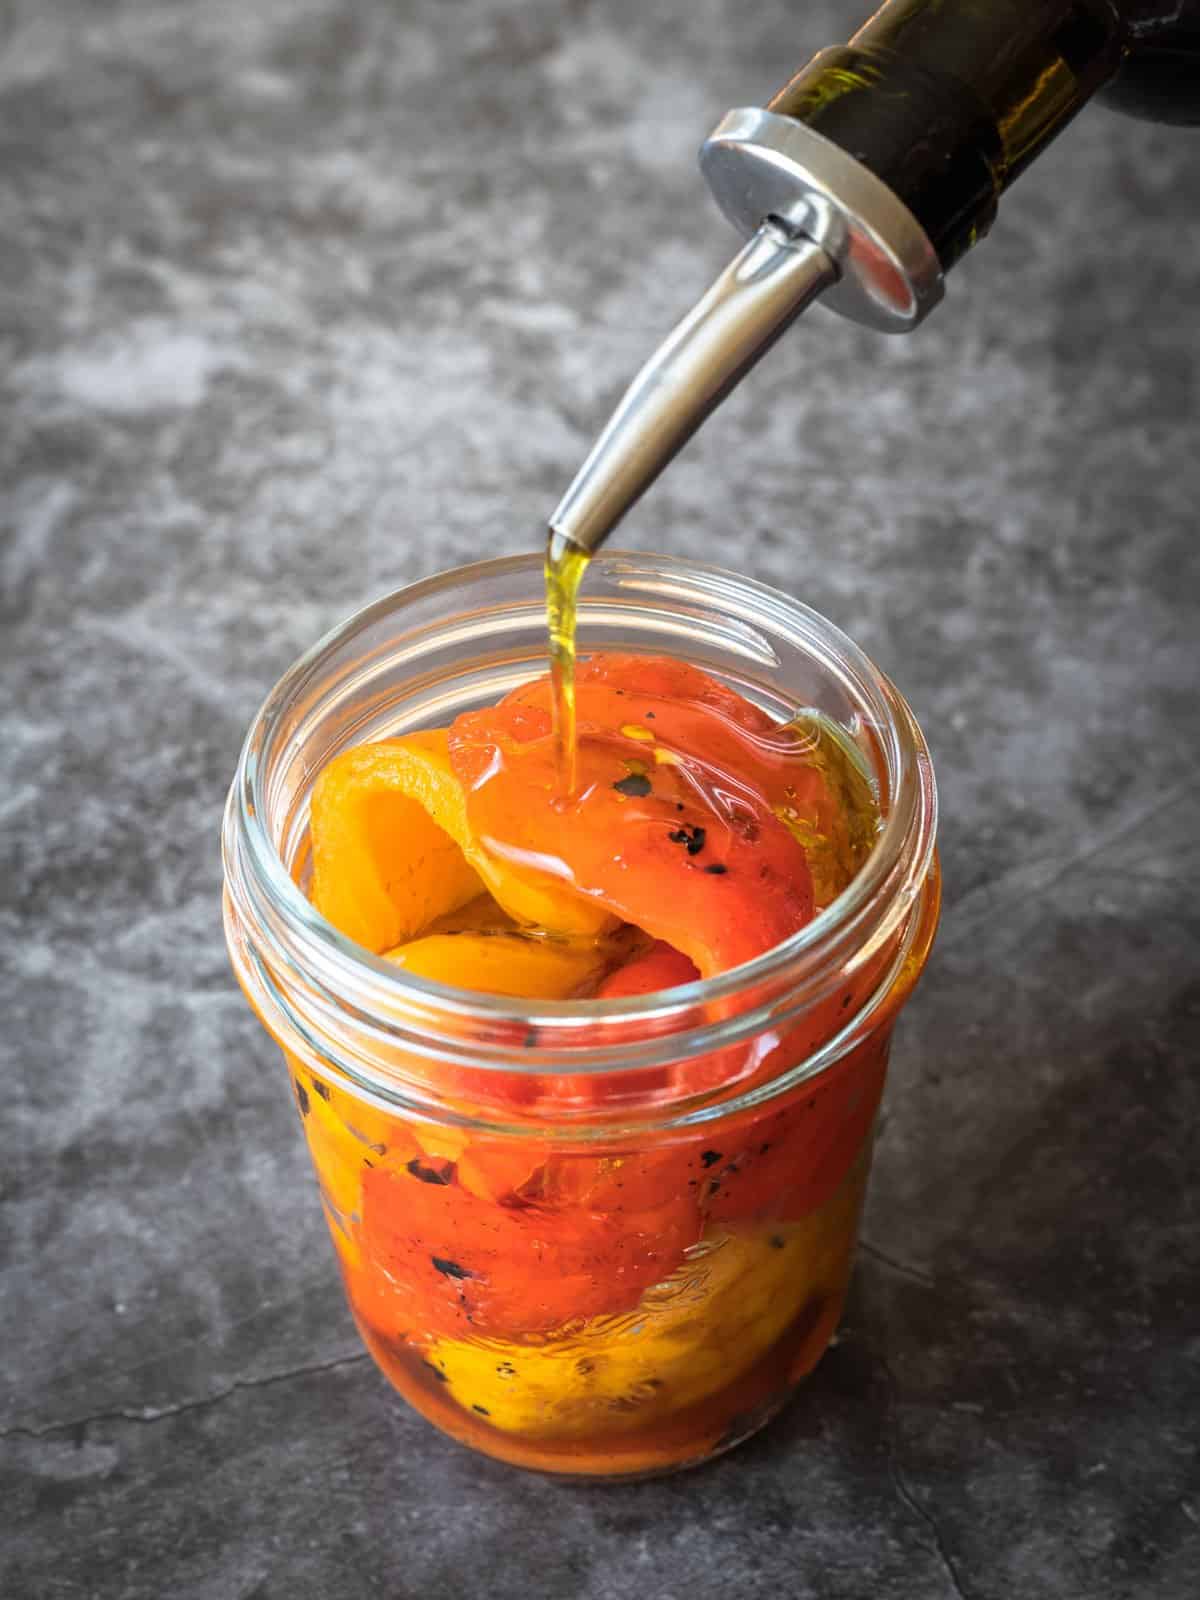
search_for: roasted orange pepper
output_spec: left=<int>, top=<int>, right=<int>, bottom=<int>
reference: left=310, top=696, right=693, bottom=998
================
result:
left=311, top=730, right=615, bottom=951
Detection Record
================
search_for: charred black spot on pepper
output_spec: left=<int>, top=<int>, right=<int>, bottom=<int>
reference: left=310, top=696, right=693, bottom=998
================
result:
left=704, top=863, right=727, bottom=875
left=495, top=1362, right=516, bottom=1379
left=769, top=1234, right=786, bottom=1250
left=423, top=1362, right=450, bottom=1383
left=310, top=1077, right=331, bottom=1101
left=613, top=773, right=652, bottom=798
left=363, top=1157, right=375, bottom=1168
left=700, top=1149, right=723, bottom=1168
left=431, top=1256, right=474, bottom=1280
left=707, top=1179, right=721, bottom=1197
left=522, top=1027, right=539, bottom=1048
left=841, top=993, right=852, bottom=1008
left=406, top=1157, right=454, bottom=1185
left=644, top=710, right=655, bottom=719
left=472, top=1404, right=491, bottom=1416
left=293, top=1079, right=310, bottom=1117
left=759, top=1143, right=771, bottom=1156
left=667, top=825, right=706, bottom=856
left=675, top=802, right=685, bottom=812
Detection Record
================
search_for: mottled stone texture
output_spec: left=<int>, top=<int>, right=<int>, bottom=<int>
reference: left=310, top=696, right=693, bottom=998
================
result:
left=2, top=1, right=1197, bottom=1596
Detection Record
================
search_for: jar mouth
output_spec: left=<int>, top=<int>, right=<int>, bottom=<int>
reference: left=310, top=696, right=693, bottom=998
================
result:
left=223, top=552, right=937, bottom=1085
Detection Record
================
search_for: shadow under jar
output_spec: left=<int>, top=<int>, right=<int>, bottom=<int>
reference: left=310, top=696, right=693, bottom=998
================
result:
left=221, top=552, right=939, bottom=1479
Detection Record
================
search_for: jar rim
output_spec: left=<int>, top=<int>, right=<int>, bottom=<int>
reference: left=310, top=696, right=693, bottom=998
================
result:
left=222, top=551, right=937, bottom=1097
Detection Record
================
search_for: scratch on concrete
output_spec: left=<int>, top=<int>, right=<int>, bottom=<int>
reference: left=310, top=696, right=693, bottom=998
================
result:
left=0, top=1351, right=370, bottom=1442
left=859, top=1239, right=936, bottom=1288
left=881, top=1351, right=971, bottom=1600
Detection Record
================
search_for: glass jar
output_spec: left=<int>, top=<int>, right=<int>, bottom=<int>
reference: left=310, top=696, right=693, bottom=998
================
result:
left=221, top=552, right=939, bottom=1479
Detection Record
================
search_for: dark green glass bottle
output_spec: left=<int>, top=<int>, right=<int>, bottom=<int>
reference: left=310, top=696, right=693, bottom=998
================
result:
left=766, top=0, right=1199, bottom=271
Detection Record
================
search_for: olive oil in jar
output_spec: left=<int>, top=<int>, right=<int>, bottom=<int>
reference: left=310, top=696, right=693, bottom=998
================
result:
left=770, top=711, right=882, bottom=912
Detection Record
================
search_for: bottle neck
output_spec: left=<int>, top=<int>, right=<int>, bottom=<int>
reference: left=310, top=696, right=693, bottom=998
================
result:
left=767, top=0, right=1124, bottom=270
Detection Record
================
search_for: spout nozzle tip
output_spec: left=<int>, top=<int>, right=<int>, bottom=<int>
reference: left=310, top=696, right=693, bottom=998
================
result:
left=548, top=523, right=603, bottom=562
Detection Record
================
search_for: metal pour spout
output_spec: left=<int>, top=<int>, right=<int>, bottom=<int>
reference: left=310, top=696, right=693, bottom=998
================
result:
left=548, top=107, right=948, bottom=558
left=548, top=221, right=835, bottom=558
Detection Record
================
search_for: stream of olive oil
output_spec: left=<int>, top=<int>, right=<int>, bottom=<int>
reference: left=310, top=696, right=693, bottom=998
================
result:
left=545, top=530, right=590, bottom=798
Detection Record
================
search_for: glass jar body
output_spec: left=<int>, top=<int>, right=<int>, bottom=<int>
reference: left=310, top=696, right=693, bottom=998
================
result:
left=222, top=553, right=939, bottom=1478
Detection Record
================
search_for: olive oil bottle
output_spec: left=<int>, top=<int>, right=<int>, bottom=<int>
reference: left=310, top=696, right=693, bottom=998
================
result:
left=765, top=0, right=1199, bottom=275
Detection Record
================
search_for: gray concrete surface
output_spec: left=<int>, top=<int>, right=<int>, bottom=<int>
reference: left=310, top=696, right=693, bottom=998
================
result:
left=2, top=2, right=1198, bottom=1597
